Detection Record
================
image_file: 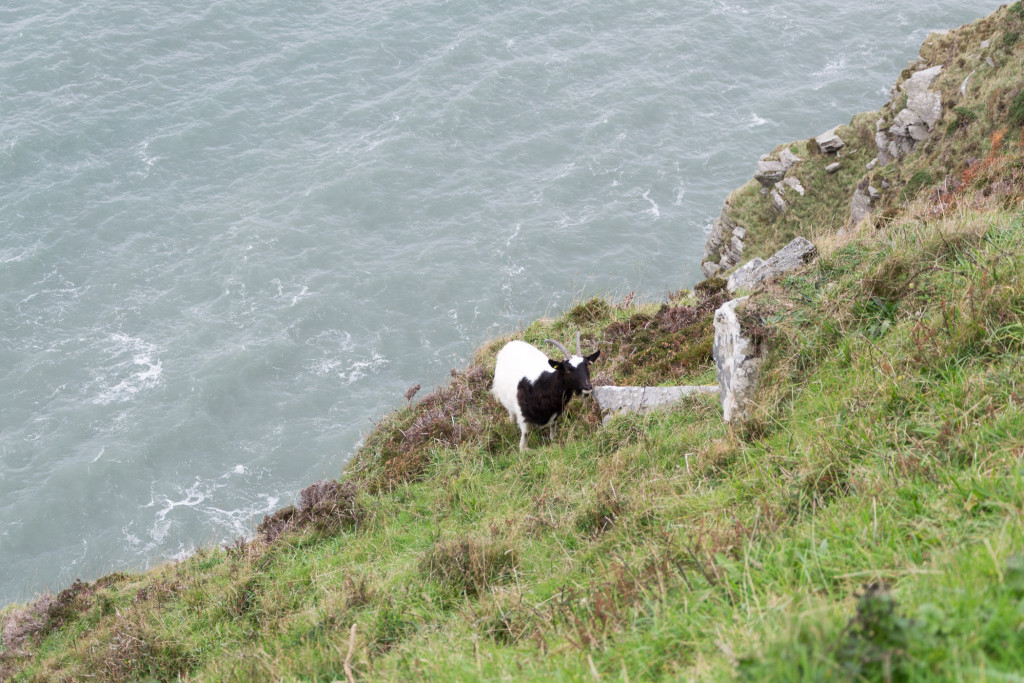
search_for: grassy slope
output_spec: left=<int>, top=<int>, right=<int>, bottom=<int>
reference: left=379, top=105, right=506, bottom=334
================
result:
left=5, top=6, right=1024, bottom=683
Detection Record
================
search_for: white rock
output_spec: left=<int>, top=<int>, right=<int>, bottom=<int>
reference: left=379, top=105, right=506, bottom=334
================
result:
left=783, top=176, right=805, bottom=196
left=726, top=236, right=817, bottom=295
left=770, top=189, right=787, bottom=214
left=593, top=385, right=718, bottom=423
left=826, top=162, right=842, bottom=174
left=779, top=148, right=803, bottom=171
left=713, top=297, right=763, bottom=423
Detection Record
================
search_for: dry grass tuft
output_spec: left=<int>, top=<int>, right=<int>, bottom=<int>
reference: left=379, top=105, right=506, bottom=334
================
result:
left=257, top=479, right=364, bottom=544
left=419, top=536, right=520, bottom=597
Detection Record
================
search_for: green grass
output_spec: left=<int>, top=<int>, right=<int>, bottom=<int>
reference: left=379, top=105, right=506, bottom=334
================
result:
left=4, top=207, right=1024, bottom=681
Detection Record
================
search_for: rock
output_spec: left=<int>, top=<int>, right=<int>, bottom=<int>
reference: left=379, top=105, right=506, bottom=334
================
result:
left=779, top=148, right=803, bottom=171
left=815, top=128, right=845, bottom=154
left=593, top=385, right=718, bottom=423
left=713, top=297, right=763, bottom=423
left=701, top=208, right=747, bottom=278
left=849, top=181, right=877, bottom=226
left=876, top=64, right=944, bottom=165
left=826, top=162, right=841, bottom=174
left=770, top=189, right=787, bottom=214
left=961, top=72, right=972, bottom=97
left=755, top=159, right=786, bottom=188
left=868, top=185, right=881, bottom=202
left=866, top=158, right=878, bottom=170
left=726, top=236, right=817, bottom=295
left=981, top=39, right=990, bottom=49
left=783, top=176, right=805, bottom=196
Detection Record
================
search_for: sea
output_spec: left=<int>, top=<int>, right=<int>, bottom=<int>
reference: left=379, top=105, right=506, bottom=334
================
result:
left=0, top=0, right=1002, bottom=606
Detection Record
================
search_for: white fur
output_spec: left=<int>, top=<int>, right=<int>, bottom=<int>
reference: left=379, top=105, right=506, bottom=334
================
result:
left=491, top=340, right=555, bottom=451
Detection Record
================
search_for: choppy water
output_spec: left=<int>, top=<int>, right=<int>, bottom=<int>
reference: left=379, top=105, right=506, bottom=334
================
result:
left=1, top=0, right=1001, bottom=605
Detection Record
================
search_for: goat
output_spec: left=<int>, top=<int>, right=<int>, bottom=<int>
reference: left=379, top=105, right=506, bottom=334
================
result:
left=490, top=331, right=600, bottom=451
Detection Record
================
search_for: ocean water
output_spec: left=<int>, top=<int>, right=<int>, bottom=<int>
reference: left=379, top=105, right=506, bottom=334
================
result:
left=0, top=0, right=1001, bottom=605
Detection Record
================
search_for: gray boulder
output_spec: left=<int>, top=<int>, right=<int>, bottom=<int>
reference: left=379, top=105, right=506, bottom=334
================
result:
left=875, top=65, right=943, bottom=165
left=592, top=385, right=718, bottom=423
left=755, top=159, right=786, bottom=188
left=815, top=128, right=845, bottom=154
left=849, top=181, right=879, bottom=226
left=713, top=297, right=763, bottom=423
left=770, top=189, right=787, bottom=214
left=779, top=148, right=803, bottom=171
left=726, top=236, right=817, bottom=295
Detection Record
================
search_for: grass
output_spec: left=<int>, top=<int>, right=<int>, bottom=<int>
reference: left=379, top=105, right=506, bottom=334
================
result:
left=5, top=5, right=1024, bottom=682
left=4, top=204, right=1024, bottom=681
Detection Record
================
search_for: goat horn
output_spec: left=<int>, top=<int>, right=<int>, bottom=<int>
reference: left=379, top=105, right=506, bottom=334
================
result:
left=575, top=330, right=581, bottom=356
left=544, top=339, right=570, bottom=359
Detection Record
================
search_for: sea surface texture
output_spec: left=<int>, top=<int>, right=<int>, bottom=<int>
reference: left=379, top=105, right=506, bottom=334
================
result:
left=0, top=0, right=1000, bottom=604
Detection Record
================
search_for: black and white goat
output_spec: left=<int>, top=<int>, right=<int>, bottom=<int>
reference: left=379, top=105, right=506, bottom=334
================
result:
left=490, top=332, right=600, bottom=451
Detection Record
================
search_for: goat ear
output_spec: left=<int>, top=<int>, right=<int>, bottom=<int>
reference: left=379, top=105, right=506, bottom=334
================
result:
left=585, top=350, right=600, bottom=363
left=548, top=359, right=562, bottom=370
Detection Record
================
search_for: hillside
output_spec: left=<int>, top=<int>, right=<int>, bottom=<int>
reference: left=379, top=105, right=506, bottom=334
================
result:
left=4, top=5, right=1024, bottom=681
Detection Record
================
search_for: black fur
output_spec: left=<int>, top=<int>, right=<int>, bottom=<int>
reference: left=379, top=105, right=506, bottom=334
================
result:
left=516, top=351, right=599, bottom=428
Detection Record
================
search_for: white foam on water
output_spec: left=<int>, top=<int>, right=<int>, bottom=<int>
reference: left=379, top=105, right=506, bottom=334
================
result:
left=91, top=334, right=164, bottom=406
left=641, top=189, right=660, bottom=219
left=337, top=353, right=388, bottom=386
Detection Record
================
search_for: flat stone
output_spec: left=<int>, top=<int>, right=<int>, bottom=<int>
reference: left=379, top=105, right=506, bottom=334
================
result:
left=903, top=64, right=942, bottom=96
left=593, top=385, right=718, bottom=423
left=815, top=128, right=845, bottom=154
left=755, top=159, right=786, bottom=187
left=783, top=176, right=805, bottom=196
left=727, top=236, right=817, bottom=295
left=850, top=184, right=875, bottom=226
left=779, top=148, right=803, bottom=171
left=826, top=162, right=841, bottom=174
left=770, top=189, right=787, bottom=214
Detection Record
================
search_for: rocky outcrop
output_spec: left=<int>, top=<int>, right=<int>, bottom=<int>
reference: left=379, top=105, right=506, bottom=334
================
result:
left=815, top=128, right=846, bottom=154
left=849, top=180, right=882, bottom=227
left=713, top=297, right=763, bottom=423
left=726, top=236, right=817, bottom=295
left=702, top=149, right=808, bottom=277
left=875, top=65, right=943, bottom=165
left=701, top=208, right=747, bottom=278
left=755, top=159, right=786, bottom=188
left=592, top=385, right=718, bottom=423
